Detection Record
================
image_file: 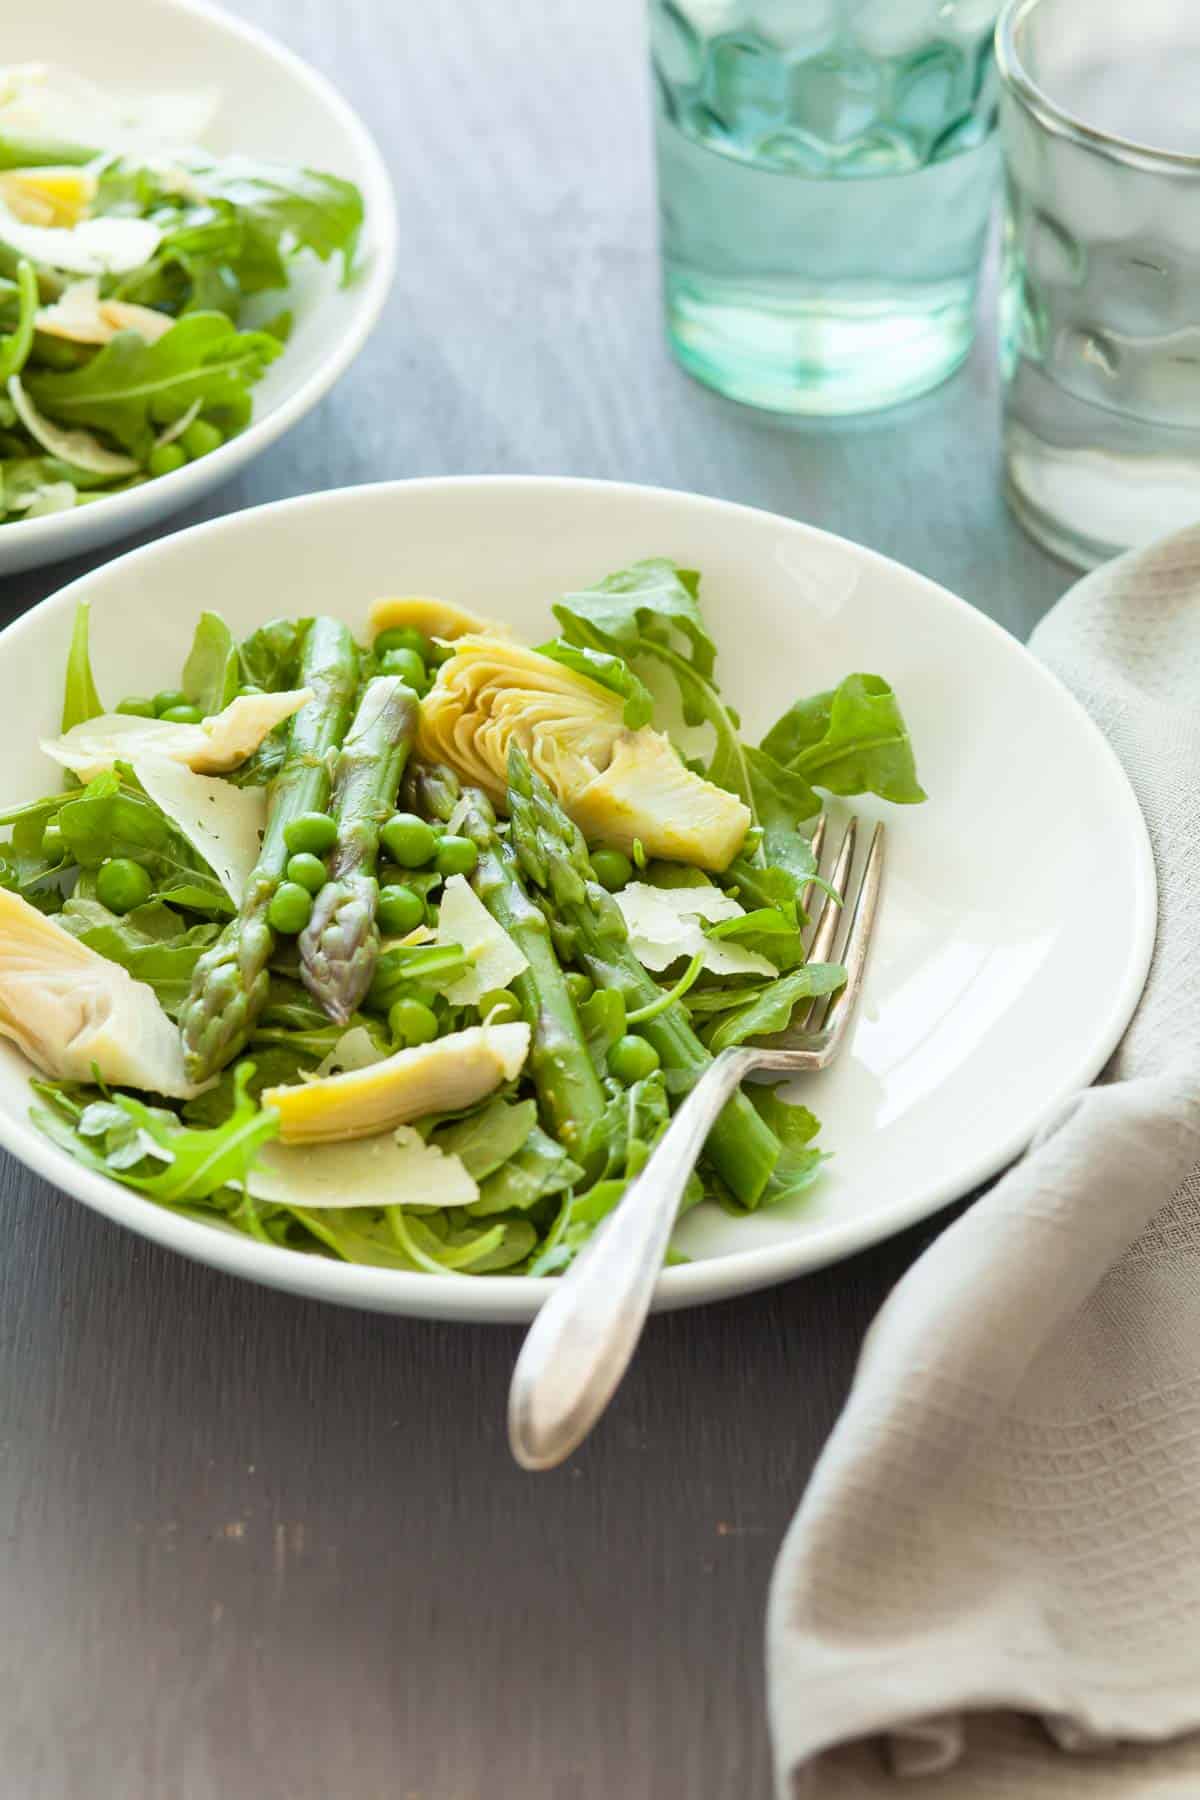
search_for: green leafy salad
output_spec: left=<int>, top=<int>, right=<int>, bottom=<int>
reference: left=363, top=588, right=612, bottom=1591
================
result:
left=0, top=558, right=924, bottom=1275
left=0, top=64, right=363, bottom=523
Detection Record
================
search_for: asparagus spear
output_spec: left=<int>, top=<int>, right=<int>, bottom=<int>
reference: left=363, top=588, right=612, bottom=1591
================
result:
left=505, top=747, right=783, bottom=1207
left=299, top=676, right=419, bottom=1025
left=406, top=760, right=608, bottom=1162
left=179, top=617, right=359, bottom=1081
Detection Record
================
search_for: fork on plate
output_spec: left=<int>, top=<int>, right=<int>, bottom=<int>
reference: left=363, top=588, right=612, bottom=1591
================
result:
left=507, top=813, right=886, bottom=1470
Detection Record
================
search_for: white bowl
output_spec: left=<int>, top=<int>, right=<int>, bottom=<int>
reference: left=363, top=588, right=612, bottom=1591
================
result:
left=0, top=478, right=1155, bottom=1320
left=0, top=0, right=395, bottom=575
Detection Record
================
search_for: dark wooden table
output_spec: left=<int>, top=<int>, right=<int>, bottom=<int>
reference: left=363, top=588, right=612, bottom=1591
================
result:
left=0, top=5, right=1069, bottom=1795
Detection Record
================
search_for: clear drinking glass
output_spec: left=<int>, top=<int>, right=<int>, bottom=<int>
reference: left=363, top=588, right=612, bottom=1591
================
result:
left=998, top=0, right=1200, bottom=567
left=651, top=1, right=1003, bottom=414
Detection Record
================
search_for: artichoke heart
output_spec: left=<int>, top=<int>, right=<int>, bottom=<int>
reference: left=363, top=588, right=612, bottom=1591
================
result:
left=367, top=595, right=507, bottom=644
left=263, top=1021, right=531, bottom=1145
left=41, top=688, right=315, bottom=782
left=419, top=635, right=751, bottom=871
left=0, top=888, right=200, bottom=1096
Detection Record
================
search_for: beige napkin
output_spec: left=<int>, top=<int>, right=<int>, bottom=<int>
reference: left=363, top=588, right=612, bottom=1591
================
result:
left=767, top=527, right=1200, bottom=1797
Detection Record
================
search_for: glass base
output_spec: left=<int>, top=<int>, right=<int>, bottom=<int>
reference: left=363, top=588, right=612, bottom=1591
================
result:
left=1004, top=420, right=1200, bottom=571
left=664, top=270, right=976, bottom=416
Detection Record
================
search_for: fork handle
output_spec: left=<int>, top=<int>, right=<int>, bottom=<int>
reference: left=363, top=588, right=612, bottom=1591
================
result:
left=508, top=1047, right=760, bottom=1470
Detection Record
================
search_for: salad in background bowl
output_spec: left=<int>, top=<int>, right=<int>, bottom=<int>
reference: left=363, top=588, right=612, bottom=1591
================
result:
left=0, top=2, right=394, bottom=574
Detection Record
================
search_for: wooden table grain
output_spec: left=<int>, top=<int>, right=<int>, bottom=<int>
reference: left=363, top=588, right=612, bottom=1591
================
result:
left=0, top=5, right=1071, bottom=1796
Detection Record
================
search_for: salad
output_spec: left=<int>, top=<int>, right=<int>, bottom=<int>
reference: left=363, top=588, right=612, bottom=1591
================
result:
left=1, top=558, right=924, bottom=1276
left=0, top=64, right=363, bottom=523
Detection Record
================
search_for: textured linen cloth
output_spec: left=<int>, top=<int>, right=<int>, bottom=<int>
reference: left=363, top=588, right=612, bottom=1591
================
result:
left=767, top=527, right=1200, bottom=1798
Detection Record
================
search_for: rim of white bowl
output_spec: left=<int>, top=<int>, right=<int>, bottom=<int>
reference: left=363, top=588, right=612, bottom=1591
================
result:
left=0, top=0, right=397, bottom=564
left=0, top=478, right=1158, bottom=1320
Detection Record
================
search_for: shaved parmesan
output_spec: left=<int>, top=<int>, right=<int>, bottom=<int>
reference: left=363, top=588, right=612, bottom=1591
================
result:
left=41, top=688, right=314, bottom=781
left=436, top=873, right=528, bottom=1004
left=9, top=375, right=138, bottom=476
left=35, top=277, right=174, bottom=346
left=247, top=1126, right=478, bottom=1210
left=132, top=755, right=264, bottom=904
left=0, top=206, right=161, bottom=274
left=308, top=1027, right=387, bottom=1081
left=616, top=881, right=777, bottom=978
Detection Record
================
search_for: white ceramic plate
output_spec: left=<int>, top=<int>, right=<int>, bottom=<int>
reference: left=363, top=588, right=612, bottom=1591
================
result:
left=0, top=0, right=395, bottom=575
left=0, top=479, right=1155, bottom=1320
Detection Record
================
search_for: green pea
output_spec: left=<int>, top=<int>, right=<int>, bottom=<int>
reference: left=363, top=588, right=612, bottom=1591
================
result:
left=380, top=812, right=437, bottom=869
left=115, top=696, right=157, bottom=718
left=238, top=683, right=265, bottom=699
left=147, top=443, right=187, bottom=480
left=180, top=419, right=224, bottom=460
left=378, top=884, right=425, bottom=935
left=477, top=988, right=522, bottom=1025
left=286, top=852, right=327, bottom=894
left=159, top=703, right=203, bottom=725
left=374, top=625, right=435, bottom=662
left=592, top=847, right=634, bottom=892
left=40, top=822, right=65, bottom=861
left=267, top=881, right=313, bottom=935
left=379, top=646, right=427, bottom=691
left=565, top=971, right=593, bottom=1007
left=388, top=997, right=438, bottom=1047
left=96, top=857, right=152, bottom=914
left=434, top=834, right=478, bottom=877
left=153, top=688, right=188, bottom=716
left=284, top=811, right=339, bottom=856
left=607, top=1033, right=661, bottom=1084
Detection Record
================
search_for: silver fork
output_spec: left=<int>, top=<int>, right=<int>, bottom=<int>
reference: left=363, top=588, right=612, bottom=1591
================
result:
left=507, top=815, right=885, bottom=1471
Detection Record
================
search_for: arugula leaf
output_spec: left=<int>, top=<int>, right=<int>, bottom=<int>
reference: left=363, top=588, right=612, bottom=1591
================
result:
left=430, top=1096, right=537, bottom=1180
left=56, top=769, right=234, bottom=916
left=32, top=1063, right=277, bottom=1204
left=537, top=638, right=654, bottom=728
left=186, top=158, right=365, bottom=280
left=238, top=616, right=310, bottom=691
left=708, top=963, right=847, bottom=1051
left=61, top=600, right=104, bottom=732
left=24, top=314, right=282, bottom=460
left=743, top=746, right=820, bottom=861
left=181, top=611, right=239, bottom=715
left=761, top=674, right=926, bottom=805
left=57, top=896, right=220, bottom=1016
left=554, top=557, right=715, bottom=674
left=469, top=1127, right=584, bottom=1216
left=749, top=1085, right=821, bottom=1153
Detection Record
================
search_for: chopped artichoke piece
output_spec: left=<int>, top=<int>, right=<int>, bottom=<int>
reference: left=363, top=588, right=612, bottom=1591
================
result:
left=263, top=1021, right=531, bottom=1145
left=367, top=596, right=506, bottom=644
left=571, top=729, right=751, bottom=870
left=419, top=635, right=751, bottom=871
left=0, top=888, right=200, bottom=1096
left=41, top=688, right=315, bottom=782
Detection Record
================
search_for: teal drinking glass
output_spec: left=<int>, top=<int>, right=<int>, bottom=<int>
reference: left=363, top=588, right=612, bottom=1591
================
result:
left=652, top=0, right=1003, bottom=414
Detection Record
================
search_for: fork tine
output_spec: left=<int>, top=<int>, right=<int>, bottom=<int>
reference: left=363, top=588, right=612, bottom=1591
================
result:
left=805, top=816, right=856, bottom=967
left=809, top=822, right=885, bottom=1045
left=794, top=815, right=857, bottom=1034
